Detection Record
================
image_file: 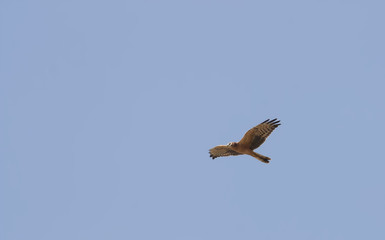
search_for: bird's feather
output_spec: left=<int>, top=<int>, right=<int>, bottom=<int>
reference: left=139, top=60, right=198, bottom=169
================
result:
left=209, top=145, right=242, bottom=159
left=238, top=118, right=281, bottom=150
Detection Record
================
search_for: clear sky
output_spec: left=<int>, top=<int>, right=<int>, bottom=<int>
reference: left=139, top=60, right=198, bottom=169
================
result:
left=1, top=1, right=385, bottom=239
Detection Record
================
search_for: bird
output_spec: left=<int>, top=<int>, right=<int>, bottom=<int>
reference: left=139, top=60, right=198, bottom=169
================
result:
left=209, top=119, right=281, bottom=163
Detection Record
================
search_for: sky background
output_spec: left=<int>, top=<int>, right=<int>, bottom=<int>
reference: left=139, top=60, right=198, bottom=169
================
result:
left=1, top=1, right=385, bottom=239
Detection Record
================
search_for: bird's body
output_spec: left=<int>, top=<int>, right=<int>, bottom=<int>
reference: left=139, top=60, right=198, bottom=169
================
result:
left=209, top=119, right=280, bottom=163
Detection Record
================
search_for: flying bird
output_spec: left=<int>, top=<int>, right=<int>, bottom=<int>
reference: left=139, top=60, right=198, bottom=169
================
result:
left=209, top=119, right=281, bottom=163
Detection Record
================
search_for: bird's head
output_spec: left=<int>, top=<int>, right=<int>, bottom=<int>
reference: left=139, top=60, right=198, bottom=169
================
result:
left=227, top=142, right=238, bottom=147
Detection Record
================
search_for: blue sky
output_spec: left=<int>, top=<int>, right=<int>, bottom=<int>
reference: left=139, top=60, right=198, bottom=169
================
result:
left=1, top=1, right=385, bottom=239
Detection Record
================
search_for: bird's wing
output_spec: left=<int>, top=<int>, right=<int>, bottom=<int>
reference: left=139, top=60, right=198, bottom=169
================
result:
left=238, top=119, right=280, bottom=150
left=209, top=145, right=242, bottom=159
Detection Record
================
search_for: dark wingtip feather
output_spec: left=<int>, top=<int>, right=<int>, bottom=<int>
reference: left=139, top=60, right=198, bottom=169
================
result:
left=268, top=118, right=281, bottom=125
left=268, top=118, right=278, bottom=124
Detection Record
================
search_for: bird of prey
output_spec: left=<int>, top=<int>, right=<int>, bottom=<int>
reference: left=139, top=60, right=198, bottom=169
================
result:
left=209, top=119, right=281, bottom=163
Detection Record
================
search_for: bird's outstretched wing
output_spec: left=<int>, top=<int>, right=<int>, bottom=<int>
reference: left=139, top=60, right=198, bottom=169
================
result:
left=238, top=119, right=281, bottom=150
left=209, top=145, right=242, bottom=159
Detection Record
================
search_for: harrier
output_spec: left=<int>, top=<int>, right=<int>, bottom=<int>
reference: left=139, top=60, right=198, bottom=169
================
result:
left=209, top=119, right=281, bottom=163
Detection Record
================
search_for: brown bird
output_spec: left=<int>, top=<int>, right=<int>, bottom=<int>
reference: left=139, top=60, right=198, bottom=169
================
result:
left=209, top=119, right=281, bottom=163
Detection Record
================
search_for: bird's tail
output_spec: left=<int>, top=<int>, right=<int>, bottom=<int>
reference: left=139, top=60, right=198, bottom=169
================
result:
left=252, top=152, right=271, bottom=164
